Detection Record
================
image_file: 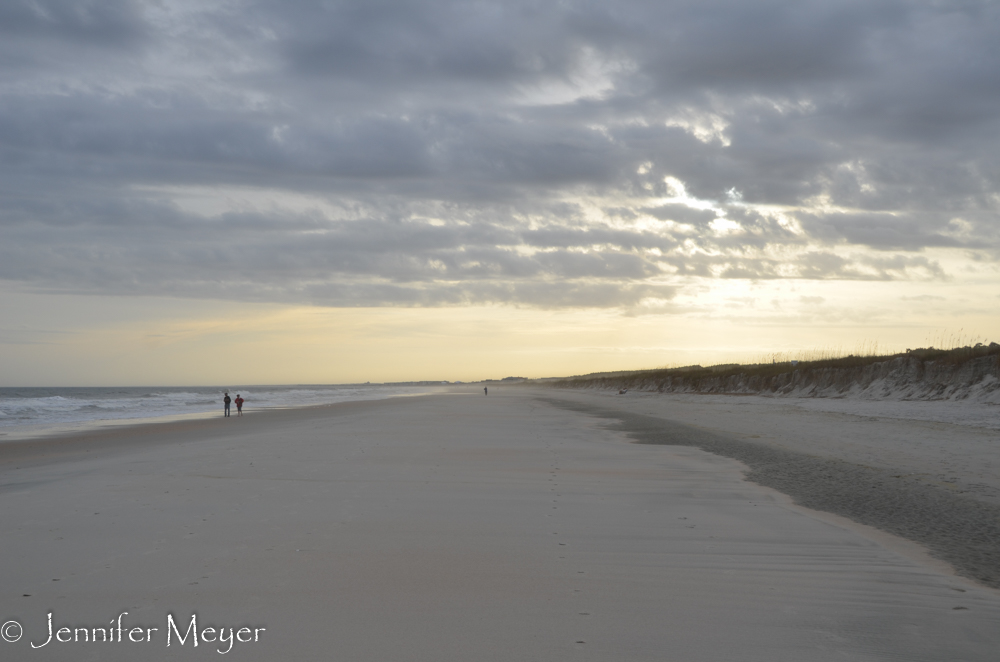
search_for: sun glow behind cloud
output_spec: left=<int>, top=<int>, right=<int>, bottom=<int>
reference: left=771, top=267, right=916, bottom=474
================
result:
left=3, top=268, right=996, bottom=386
left=0, top=0, right=998, bottom=384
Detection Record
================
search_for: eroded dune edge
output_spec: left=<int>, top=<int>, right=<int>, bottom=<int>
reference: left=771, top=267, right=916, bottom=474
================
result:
left=549, top=347, right=1000, bottom=404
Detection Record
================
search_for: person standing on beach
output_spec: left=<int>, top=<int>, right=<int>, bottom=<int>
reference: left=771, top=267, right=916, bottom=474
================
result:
left=223, top=392, right=231, bottom=417
left=235, top=394, right=244, bottom=416
left=484, top=386, right=488, bottom=396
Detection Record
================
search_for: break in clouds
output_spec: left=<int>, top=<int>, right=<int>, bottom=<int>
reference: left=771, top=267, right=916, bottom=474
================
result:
left=1, top=0, right=998, bottom=308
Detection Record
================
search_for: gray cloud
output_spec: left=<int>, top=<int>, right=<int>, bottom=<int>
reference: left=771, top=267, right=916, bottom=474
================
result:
left=0, top=0, right=997, bottom=308
left=0, top=0, right=146, bottom=46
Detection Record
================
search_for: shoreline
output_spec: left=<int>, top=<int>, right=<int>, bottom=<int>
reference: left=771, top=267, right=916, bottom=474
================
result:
left=0, top=384, right=442, bottom=443
left=0, top=389, right=439, bottom=445
left=0, top=396, right=413, bottom=471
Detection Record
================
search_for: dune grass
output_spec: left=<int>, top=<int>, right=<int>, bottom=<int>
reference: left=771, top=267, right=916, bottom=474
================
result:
left=544, top=341, right=999, bottom=387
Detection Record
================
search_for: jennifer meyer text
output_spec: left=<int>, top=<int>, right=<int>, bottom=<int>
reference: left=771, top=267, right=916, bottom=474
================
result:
left=2, top=612, right=265, bottom=654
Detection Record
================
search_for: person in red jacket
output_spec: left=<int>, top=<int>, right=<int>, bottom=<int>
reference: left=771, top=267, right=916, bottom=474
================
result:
left=235, top=394, right=244, bottom=416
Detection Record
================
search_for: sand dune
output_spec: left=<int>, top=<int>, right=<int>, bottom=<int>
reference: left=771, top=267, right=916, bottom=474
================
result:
left=556, top=352, right=1000, bottom=405
left=1, top=389, right=998, bottom=660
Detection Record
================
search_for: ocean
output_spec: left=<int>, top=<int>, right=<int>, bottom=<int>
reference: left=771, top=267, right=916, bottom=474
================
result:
left=0, top=384, right=438, bottom=433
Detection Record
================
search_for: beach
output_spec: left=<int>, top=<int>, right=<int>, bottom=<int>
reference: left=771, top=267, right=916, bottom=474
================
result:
left=1, top=387, right=999, bottom=660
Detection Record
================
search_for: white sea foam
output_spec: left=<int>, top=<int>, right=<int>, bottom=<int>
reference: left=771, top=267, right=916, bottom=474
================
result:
left=0, top=384, right=437, bottom=430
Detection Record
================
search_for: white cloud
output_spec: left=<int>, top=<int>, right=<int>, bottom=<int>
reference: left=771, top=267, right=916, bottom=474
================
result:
left=665, top=110, right=731, bottom=146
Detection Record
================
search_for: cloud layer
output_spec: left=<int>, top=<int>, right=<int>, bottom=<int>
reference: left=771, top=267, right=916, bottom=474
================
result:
left=1, top=0, right=997, bottom=307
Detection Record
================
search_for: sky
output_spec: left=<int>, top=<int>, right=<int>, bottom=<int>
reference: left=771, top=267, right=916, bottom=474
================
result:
left=1, top=0, right=998, bottom=385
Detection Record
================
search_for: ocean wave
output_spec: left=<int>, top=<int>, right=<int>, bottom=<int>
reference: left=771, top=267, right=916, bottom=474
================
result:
left=0, top=385, right=435, bottom=428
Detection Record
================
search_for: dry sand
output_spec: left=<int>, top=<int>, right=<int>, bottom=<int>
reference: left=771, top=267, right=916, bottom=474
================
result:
left=1, top=388, right=999, bottom=660
left=540, top=389, right=1000, bottom=587
left=546, top=390, right=1000, bottom=503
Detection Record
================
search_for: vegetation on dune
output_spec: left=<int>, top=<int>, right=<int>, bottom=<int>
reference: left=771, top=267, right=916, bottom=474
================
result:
left=544, top=342, right=1000, bottom=388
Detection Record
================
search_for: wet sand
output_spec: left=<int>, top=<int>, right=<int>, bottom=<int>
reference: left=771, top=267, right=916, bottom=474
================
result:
left=1, top=388, right=999, bottom=660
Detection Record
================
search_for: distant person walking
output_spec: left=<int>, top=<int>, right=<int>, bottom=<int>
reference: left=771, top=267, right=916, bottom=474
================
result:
left=223, top=392, right=231, bottom=417
left=484, top=386, right=488, bottom=396
left=235, top=394, right=244, bottom=416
